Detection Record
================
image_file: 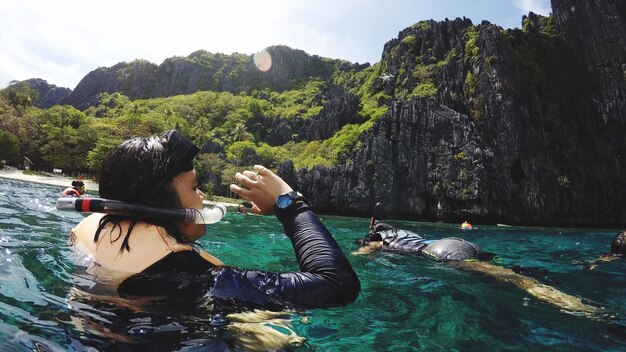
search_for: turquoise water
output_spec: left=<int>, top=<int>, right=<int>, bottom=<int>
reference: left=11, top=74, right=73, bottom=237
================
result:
left=1, top=177, right=626, bottom=351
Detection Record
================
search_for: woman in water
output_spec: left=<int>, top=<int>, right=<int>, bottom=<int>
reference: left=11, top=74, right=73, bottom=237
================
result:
left=354, top=203, right=601, bottom=317
left=62, top=180, right=85, bottom=197
left=69, top=130, right=359, bottom=310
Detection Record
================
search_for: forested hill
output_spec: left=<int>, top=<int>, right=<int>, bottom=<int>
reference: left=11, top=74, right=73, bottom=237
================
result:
left=3, top=0, right=625, bottom=227
left=57, top=46, right=368, bottom=110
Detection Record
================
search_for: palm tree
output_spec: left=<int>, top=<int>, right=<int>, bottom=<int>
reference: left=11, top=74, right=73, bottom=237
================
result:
left=230, top=123, right=248, bottom=142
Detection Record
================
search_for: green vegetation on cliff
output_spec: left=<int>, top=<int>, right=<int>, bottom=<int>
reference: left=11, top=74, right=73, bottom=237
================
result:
left=0, top=57, right=385, bottom=195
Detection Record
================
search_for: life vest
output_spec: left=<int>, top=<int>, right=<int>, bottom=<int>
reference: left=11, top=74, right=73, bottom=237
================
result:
left=69, top=213, right=223, bottom=291
left=62, top=188, right=81, bottom=197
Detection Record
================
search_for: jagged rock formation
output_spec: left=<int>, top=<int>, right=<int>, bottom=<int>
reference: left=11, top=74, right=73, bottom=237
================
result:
left=249, top=85, right=361, bottom=145
left=60, top=46, right=368, bottom=111
left=552, top=0, right=626, bottom=126
left=23, top=78, right=72, bottom=108
left=18, top=0, right=624, bottom=227
left=62, top=60, right=158, bottom=110
left=295, top=99, right=495, bottom=218
left=290, top=0, right=626, bottom=227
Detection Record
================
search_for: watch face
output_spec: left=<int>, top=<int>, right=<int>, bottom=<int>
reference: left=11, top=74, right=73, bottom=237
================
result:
left=276, top=194, right=294, bottom=209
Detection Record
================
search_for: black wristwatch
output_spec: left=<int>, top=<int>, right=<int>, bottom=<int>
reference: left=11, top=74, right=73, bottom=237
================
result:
left=274, top=191, right=307, bottom=211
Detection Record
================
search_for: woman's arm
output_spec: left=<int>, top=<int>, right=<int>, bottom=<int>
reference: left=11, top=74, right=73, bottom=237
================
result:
left=210, top=165, right=360, bottom=309
left=209, top=203, right=360, bottom=309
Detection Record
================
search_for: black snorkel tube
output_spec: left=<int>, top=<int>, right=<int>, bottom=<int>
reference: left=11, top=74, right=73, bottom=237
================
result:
left=369, top=202, right=382, bottom=232
left=56, top=197, right=226, bottom=224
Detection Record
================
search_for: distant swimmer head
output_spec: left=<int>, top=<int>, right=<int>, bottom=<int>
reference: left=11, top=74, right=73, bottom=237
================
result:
left=610, top=230, right=626, bottom=256
left=461, top=221, right=473, bottom=230
left=98, top=130, right=206, bottom=241
left=71, top=180, right=85, bottom=195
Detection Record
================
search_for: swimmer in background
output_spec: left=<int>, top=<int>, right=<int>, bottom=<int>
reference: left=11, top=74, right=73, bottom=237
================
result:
left=609, top=230, right=626, bottom=257
left=354, top=203, right=602, bottom=318
left=62, top=180, right=85, bottom=197
left=237, top=203, right=248, bottom=215
left=461, top=220, right=473, bottom=230
left=578, top=230, right=626, bottom=270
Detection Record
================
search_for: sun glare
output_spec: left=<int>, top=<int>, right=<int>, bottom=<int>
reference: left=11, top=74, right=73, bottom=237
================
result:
left=253, top=49, right=272, bottom=72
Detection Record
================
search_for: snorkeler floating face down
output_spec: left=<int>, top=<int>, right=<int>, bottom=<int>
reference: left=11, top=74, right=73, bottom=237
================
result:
left=359, top=202, right=486, bottom=260
left=355, top=203, right=602, bottom=318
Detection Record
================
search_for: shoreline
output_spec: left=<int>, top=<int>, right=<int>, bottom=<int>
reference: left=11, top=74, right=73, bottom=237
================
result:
left=0, top=169, right=98, bottom=191
left=0, top=168, right=238, bottom=208
left=1, top=169, right=617, bottom=228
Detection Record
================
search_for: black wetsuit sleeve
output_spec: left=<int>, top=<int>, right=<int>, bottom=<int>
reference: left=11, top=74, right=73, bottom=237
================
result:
left=209, top=203, right=360, bottom=310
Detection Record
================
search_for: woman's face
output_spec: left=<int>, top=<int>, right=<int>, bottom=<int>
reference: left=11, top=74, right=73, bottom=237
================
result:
left=171, top=170, right=206, bottom=242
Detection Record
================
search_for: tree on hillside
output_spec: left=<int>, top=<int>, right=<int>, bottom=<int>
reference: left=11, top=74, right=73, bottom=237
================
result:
left=0, top=131, right=20, bottom=165
left=1, top=81, right=38, bottom=110
left=41, top=105, right=86, bottom=128
left=40, top=126, right=96, bottom=174
left=86, top=136, right=123, bottom=177
left=230, top=123, right=252, bottom=142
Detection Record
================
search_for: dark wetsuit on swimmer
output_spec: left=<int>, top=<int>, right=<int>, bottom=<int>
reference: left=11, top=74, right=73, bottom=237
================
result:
left=362, top=221, right=491, bottom=261
left=74, top=203, right=360, bottom=311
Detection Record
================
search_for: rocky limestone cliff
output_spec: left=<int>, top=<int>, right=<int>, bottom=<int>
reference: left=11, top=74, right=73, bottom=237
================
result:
left=552, top=0, right=626, bottom=126
left=288, top=0, right=626, bottom=227
left=62, top=60, right=158, bottom=110
left=249, top=85, right=361, bottom=145
left=61, top=46, right=367, bottom=110
left=22, top=0, right=625, bottom=227
left=23, top=78, right=72, bottom=108
left=58, top=46, right=366, bottom=143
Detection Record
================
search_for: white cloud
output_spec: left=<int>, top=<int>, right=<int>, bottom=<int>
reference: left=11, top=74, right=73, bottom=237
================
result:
left=0, top=0, right=306, bottom=88
left=0, top=0, right=554, bottom=89
left=512, top=0, right=551, bottom=15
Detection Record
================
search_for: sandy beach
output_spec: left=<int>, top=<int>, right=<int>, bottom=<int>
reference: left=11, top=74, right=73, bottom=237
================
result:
left=0, top=167, right=238, bottom=208
left=0, top=168, right=98, bottom=192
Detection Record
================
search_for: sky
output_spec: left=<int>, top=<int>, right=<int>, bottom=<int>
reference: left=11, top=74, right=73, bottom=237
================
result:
left=0, top=0, right=551, bottom=90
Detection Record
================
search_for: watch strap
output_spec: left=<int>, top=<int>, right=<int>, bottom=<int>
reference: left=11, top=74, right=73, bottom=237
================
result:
left=274, top=191, right=307, bottom=215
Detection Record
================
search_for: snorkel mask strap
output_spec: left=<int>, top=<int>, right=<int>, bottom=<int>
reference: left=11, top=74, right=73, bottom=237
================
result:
left=149, top=130, right=200, bottom=197
left=164, top=130, right=199, bottom=180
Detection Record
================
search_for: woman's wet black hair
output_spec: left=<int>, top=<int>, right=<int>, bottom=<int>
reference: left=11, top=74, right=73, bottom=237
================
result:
left=95, top=130, right=200, bottom=252
left=71, top=180, right=85, bottom=188
left=610, top=230, right=626, bottom=256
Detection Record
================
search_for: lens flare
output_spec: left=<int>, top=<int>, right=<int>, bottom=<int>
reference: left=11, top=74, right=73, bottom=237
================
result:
left=253, top=50, right=272, bottom=72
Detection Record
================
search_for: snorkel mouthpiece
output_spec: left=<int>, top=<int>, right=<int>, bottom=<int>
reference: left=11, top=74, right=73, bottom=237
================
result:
left=56, top=197, right=226, bottom=224
left=193, top=204, right=226, bottom=224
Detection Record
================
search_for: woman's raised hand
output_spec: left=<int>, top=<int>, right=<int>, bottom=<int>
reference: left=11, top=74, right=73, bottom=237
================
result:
left=230, top=165, right=293, bottom=215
